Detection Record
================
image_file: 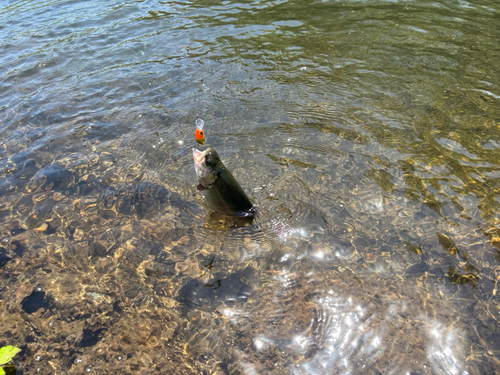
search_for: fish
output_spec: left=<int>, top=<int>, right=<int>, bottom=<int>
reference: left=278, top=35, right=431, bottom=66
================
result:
left=193, top=147, right=254, bottom=217
left=194, top=118, right=205, bottom=145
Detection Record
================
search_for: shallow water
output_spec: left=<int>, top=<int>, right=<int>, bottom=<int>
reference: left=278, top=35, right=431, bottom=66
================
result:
left=1, top=0, right=499, bottom=374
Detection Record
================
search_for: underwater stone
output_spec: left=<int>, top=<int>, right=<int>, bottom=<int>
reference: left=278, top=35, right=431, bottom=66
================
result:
left=22, top=290, right=49, bottom=314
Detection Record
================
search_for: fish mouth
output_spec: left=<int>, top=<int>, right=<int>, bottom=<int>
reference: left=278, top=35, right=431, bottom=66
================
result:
left=193, top=148, right=216, bottom=187
left=193, top=148, right=212, bottom=179
left=193, top=148, right=206, bottom=171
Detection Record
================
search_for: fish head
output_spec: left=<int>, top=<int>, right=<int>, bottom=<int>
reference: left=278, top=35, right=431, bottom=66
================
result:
left=193, top=148, right=219, bottom=187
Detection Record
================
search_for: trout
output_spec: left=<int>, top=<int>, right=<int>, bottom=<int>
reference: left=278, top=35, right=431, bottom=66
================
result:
left=193, top=148, right=254, bottom=217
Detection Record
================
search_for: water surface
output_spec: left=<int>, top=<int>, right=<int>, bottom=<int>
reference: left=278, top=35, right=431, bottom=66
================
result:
left=1, top=0, right=499, bottom=374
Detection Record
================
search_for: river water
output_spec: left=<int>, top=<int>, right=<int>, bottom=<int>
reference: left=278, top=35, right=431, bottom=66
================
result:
left=1, top=0, right=499, bottom=374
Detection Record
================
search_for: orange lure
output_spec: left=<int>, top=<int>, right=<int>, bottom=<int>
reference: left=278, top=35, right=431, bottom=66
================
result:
left=195, top=118, right=205, bottom=145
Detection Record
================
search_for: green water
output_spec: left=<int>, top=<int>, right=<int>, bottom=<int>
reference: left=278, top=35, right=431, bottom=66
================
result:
left=0, top=0, right=499, bottom=373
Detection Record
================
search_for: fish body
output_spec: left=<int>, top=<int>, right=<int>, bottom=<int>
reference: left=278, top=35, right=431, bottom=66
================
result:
left=193, top=148, right=254, bottom=216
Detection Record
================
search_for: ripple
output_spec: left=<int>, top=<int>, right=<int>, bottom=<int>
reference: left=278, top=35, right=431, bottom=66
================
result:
left=216, top=269, right=469, bottom=374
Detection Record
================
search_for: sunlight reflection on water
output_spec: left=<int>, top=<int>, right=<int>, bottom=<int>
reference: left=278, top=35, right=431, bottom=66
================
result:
left=214, top=256, right=472, bottom=375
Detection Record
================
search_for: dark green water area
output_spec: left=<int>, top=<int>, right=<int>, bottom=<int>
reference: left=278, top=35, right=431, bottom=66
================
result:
left=1, top=0, right=499, bottom=373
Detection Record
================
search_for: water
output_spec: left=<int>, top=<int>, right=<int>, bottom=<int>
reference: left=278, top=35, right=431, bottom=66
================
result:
left=1, top=0, right=499, bottom=373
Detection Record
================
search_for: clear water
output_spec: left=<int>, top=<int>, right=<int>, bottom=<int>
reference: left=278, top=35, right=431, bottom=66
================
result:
left=0, top=0, right=499, bottom=374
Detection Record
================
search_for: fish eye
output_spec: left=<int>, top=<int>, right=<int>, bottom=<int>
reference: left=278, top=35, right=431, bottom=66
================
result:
left=205, top=151, right=216, bottom=167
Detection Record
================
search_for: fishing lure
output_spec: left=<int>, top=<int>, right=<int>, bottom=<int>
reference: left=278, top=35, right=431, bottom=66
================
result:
left=195, top=118, right=205, bottom=145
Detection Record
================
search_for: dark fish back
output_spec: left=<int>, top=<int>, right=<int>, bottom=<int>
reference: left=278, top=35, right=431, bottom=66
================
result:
left=209, top=166, right=253, bottom=215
